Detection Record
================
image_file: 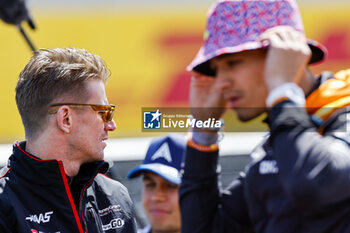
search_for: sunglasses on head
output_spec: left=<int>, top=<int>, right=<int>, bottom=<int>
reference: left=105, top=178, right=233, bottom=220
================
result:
left=48, top=103, right=115, bottom=122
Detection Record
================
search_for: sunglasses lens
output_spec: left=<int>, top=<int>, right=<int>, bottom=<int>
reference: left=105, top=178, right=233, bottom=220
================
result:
left=99, top=109, right=114, bottom=122
left=108, top=110, right=114, bottom=121
left=49, top=104, right=115, bottom=122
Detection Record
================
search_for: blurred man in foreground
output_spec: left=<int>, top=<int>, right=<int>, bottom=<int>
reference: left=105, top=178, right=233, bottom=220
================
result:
left=128, top=134, right=185, bottom=233
left=180, top=0, right=350, bottom=232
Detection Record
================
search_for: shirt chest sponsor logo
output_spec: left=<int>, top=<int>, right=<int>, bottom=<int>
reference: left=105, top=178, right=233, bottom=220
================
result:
left=259, top=160, right=279, bottom=174
left=98, top=205, right=122, bottom=216
left=102, top=218, right=125, bottom=231
left=26, top=211, right=54, bottom=224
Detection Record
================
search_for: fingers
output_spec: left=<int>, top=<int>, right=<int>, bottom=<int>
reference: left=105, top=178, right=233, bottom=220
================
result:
left=260, top=26, right=307, bottom=42
left=191, top=71, right=231, bottom=89
left=189, top=71, right=228, bottom=118
left=260, top=26, right=311, bottom=57
left=190, top=71, right=215, bottom=88
left=191, top=71, right=213, bottom=82
left=259, top=26, right=312, bottom=91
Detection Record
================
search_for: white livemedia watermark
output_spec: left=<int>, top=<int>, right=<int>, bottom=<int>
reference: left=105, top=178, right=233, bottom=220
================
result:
left=142, top=108, right=223, bottom=131
left=162, top=117, right=222, bottom=129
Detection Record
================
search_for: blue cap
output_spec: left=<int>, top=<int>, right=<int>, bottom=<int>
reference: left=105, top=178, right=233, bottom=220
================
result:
left=127, top=134, right=186, bottom=185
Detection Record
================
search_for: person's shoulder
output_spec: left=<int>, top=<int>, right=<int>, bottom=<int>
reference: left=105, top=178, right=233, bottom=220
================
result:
left=137, top=224, right=151, bottom=233
left=0, top=167, right=14, bottom=219
left=92, top=174, right=135, bottom=213
left=0, top=166, right=11, bottom=190
left=334, top=69, right=350, bottom=79
left=94, top=173, right=127, bottom=189
left=0, top=166, right=10, bottom=177
left=93, top=174, right=131, bottom=199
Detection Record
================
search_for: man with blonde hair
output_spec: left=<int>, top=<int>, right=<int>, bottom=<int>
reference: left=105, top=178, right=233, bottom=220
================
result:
left=0, top=48, right=137, bottom=232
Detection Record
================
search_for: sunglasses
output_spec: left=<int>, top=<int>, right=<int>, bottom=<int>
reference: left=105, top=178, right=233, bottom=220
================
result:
left=48, top=103, right=115, bottom=122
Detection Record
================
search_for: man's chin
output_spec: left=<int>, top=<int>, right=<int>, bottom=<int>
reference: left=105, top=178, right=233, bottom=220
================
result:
left=235, top=108, right=266, bottom=122
left=89, top=151, right=105, bottom=162
left=97, top=152, right=105, bottom=161
left=152, top=224, right=180, bottom=233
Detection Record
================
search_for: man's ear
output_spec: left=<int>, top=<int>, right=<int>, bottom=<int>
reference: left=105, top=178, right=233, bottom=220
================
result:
left=56, top=106, right=72, bottom=133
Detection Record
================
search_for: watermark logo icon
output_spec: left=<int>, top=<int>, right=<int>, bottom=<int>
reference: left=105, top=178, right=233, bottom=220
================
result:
left=143, top=109, right=161, bottom=129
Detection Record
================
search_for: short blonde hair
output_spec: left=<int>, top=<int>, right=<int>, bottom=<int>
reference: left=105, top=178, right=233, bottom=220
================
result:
left=16, top=48, right=110, bottom=139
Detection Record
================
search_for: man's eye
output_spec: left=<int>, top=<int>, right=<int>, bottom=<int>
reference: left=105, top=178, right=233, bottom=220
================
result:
left=210, top=62, right=218, bottom=71
left=144, top=182, right=155, bottom=189
left=226, top=60, right=241, bottom=67
left=167, top=183, right=178, bottom=190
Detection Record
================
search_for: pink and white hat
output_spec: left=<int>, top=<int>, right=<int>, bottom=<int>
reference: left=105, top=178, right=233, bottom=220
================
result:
left=187, top=0, right=327, bottom=76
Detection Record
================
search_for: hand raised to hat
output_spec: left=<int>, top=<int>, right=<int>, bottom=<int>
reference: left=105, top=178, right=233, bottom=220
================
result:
left=189, top=71, right=227, bottom=125
left=260, top=26, right=311, bottom=92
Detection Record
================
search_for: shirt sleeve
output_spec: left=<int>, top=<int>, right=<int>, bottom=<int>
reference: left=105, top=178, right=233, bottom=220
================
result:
left=269, top=100, right=350, bottom=209
left=180, top=145, right=253, bottom=233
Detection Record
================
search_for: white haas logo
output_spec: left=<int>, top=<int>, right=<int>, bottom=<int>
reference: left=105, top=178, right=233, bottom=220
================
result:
left=26, top=211, right=54, bottom=224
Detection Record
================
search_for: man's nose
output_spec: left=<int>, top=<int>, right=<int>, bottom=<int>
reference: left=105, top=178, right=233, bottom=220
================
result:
left=215, top=70, right=234, bottom=91
left=151, top=186, right=167, bottom=202
left=105, top=119, right=117, bottom=131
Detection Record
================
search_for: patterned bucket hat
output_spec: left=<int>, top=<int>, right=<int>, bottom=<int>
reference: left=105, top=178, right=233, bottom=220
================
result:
left=187, top=0, right=327, bottom=76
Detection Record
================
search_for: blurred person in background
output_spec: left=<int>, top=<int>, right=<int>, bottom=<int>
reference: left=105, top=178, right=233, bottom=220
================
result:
left=128, top=134, right=185, bottom=233
left=180, top=0, right=350, bottom=232
left=0, top=48, right=137, bottom=232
